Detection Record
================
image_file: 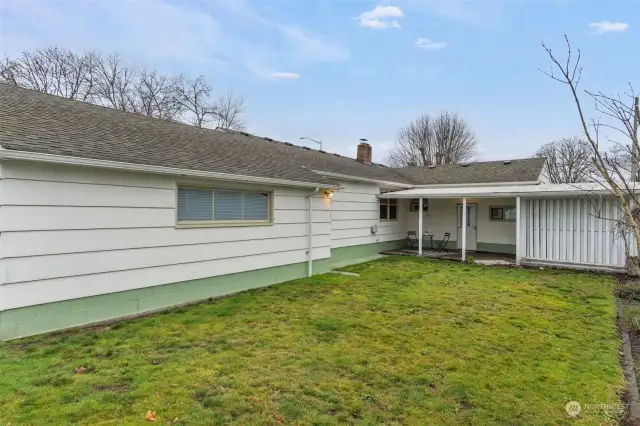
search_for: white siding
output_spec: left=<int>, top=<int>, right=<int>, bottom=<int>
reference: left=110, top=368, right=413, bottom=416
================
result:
left=330, top=181, right=405, bottom=248
left=405, top=198, right=456, bottom=239
left=521, top=196, right=631, bottom=267
left=476, top=199, right=517, bottom=246
left=0, top=161, right=331, bottom=310
left=537, top=161, right=551, bottom=183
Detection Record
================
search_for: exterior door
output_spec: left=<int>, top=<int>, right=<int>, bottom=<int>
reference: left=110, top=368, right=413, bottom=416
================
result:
left=457, top=204, right=477, bottom=251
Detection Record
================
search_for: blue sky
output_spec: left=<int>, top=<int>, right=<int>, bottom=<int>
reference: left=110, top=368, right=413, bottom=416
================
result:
left=0, top=0, right=637, bottom=162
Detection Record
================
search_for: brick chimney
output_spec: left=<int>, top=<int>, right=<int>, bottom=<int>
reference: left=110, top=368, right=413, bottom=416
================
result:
left=356, top=142, right=372, bottom=164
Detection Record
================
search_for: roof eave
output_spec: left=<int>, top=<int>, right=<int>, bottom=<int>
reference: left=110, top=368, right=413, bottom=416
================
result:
left=311, top=170, right=414, bottom=189
left=379, top=190, right=615, bottom=199
left=412, top=180, right=540, bottom=188
left=0, top=146, right=338, bottom=189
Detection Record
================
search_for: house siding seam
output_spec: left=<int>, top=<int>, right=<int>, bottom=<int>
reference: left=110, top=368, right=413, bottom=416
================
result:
left=0, top=241, right=403, bottom=340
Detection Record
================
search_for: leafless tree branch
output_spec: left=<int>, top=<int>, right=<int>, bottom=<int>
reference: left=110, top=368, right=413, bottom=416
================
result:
left=535, top=137, right=594, bottom=183
left=541, top=35, right=640, bottom=273
left=0, top=46, right=246, bottom=130
left=387, top=111, right=478, bottom=167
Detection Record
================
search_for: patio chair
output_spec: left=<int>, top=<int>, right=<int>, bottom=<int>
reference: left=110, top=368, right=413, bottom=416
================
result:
left=406, top=231, right=419, bottom=250
left=434, top=232, right=451, bottom=253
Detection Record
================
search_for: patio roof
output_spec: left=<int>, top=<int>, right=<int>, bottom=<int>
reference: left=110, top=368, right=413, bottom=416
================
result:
left=378, top=182, right=620, bottom=199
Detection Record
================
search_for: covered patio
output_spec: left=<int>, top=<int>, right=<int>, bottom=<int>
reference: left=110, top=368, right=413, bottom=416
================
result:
left=380, top=186, right=524, bottom=265
left=378, top=182, right=629, bottom=271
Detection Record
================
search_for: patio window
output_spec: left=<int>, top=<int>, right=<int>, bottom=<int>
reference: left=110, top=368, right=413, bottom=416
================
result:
left=380, top=199, right=398, bottom=220
left=177, top=186, right=271, bottom=226
left=409, top=199, right=429, bottom=212
left=490, top=206, right=516, bottom=221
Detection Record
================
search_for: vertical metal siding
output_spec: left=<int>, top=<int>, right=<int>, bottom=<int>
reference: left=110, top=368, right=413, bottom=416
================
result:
left=540, top=200, right=548, bottom=258
left=575, top=199, right=581, bottom=263
left=522, top=196, right=631, bottom=267
left=533, top=200, right=541, bottom=256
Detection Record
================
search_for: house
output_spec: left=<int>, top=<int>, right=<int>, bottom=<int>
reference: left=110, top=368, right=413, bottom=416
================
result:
left=0, top=84, right=629, bottom=340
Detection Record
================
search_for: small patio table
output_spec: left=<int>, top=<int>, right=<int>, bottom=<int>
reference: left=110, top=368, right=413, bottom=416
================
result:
left=423, top=233, right=433, bottom=251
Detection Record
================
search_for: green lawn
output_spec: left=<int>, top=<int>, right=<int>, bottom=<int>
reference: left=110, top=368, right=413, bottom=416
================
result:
left=0, top=257, right=623, bottom=425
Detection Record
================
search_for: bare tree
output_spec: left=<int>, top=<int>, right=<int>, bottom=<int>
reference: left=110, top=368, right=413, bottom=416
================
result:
left=0, top=47, right=97, bottom=101
left=173, top=77, right=245, bottom=130
left=210, top=91, right=245, bottom=131
left=535, top=137, right=594, bottom=183
left=175, top=75, right=214, bottom=127
left=93, top=53, right=135, bottom=112
left=0, top=46, right=246, bottom=129
left=129, top=69, right=183, bottom=120
left=541, top=35, right=640, bottom=273
left=387, top=111, right=478, bottom=167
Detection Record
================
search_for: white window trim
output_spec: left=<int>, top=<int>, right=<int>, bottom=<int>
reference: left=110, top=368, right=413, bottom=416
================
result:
left=409, top=198, right=429, bottom=213
left=380, top=198, right=398, bottom=221
left=175, top=184, right=274, bottom=228
left=489, top=205, right=517, bottom=222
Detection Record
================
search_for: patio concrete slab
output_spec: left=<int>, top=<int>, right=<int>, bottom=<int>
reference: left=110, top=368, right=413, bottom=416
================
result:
left=380, top=249, right=517, bottom=266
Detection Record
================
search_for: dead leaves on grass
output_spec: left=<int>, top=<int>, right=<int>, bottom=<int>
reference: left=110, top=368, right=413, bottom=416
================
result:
left=73, top=365, right=96, bottom=374
left=144, top=412, right=178, bottom=423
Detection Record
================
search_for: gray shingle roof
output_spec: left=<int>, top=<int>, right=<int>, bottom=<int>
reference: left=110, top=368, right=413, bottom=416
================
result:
left=0, top=84, right=413, bottom=185
left=0, top=84, right=545, bottom=187
left=396, top=158, right=547, bottom=185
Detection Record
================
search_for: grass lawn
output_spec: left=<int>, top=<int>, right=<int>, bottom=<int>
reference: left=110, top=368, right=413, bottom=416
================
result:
left=0, top=257, right=623, bottom=425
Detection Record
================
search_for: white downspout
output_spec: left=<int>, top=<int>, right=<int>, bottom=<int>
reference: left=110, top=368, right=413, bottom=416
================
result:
left=307, top=188, right=320, bottom=277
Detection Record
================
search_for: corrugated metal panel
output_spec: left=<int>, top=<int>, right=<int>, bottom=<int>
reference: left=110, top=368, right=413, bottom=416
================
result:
left=523, top=196, right=632, bottom=268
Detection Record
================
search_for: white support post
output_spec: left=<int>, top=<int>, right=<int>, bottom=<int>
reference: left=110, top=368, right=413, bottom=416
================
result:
left=418, top=198, right=423, bottom=255
left=307, top=193, right=314, bottom=277
left=516, top=196, right=521, bottom=265
left=462, top=198, right=467, bottom=262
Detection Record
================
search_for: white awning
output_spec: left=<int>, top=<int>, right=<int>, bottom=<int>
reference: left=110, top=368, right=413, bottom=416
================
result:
left=378, top=183, right=620, bottom=199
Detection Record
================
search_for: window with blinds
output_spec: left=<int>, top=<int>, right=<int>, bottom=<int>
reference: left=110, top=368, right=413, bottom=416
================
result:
left=177, top=187, right=271, bottom=224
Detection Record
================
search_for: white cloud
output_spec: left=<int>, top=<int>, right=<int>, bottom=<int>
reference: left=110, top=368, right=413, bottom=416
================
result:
left=361, top=5, right=404, bottom=19
left=414, top=38, right=447, bottom=50
left=2, top=0, right=349, bottom=82
left=268, top=72, right=300, bottom=80
left=361, top=18, right=401, bottom=30
left=276, top=25, right=351, bottom=63
left=357, top=5, right=403, bottom=30
left=214, top=1, right=350, bottom=65
left=589, top=21, right=629, bottom=34
left=1, top=0, right=221, bottom=67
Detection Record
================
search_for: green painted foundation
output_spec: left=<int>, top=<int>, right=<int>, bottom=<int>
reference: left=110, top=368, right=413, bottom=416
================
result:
left=0, top=240, right=403, bottom=341
left=476, top=242, right=516, bottom=255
